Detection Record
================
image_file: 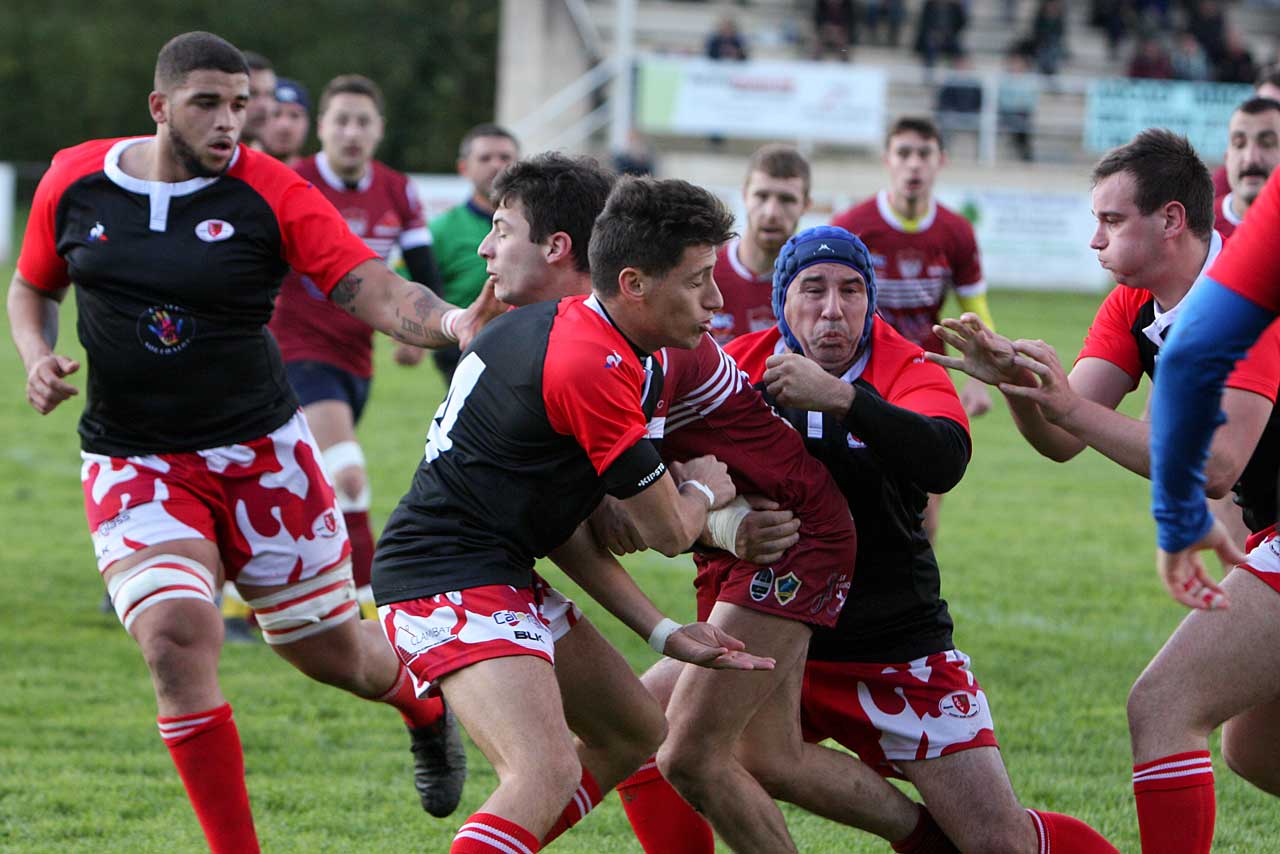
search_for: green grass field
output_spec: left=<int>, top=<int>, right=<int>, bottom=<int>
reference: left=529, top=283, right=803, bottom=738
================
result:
left=2, top=276, right=1277, bottom=852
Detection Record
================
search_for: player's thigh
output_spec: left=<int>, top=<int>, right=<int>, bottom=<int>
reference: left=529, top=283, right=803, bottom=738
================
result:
left=898, top=748, right=1033, bottom=850
left=639, top=656, right=686, bottom=710
left=665, top=602, right=811, bottom=754
left=1132, top=569, right=1280, bottom=732
left=1222, top=695, right=1280, bottom=793
left=555, top=617, right=665, bottom=751
left=442, top=654, right=578, bottom=778
left=302, top=399, right=358, bottom=450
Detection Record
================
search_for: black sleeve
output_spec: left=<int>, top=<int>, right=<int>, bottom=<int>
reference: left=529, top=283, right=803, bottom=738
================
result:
left=843, top=379, right=971, bottom=493
left=602, top=438, right=668, bottom=499
left=403, top=245, right=445, bottom=297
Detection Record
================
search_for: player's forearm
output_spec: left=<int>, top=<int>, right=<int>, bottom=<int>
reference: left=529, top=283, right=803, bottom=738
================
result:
left=550, top=524, right=668, bottom=640
left=1006, top=393, right=1085, bottom=462
left=843, top=384, right=970, bottom=493
left=1053, top=397, right=1153, bottom=477
left=330, top=259, right=459, bottom=349
left=7, top=276, right=61, bottom=371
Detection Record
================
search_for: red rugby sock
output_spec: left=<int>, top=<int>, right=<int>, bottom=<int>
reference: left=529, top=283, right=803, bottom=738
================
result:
left=1132, top=750, right=1215, bottom=854
left=373, top=664, right=445, bottom=729
left=343, top=509, right=374, bottom=589
left=157, top=703, right=259, bottom=854
left=617, top=759, right=714, bottom=854
left=891, top=804, right=959, bottom=853
left=542, top=767, right=603, bottom=845
left=1027, top=809, right=1119, bottom=853
left=452, top=812, right=540, bottom=853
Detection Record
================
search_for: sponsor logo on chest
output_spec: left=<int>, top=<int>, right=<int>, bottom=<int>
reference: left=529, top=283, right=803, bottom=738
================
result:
left=195, top=219, right=235, bottom=242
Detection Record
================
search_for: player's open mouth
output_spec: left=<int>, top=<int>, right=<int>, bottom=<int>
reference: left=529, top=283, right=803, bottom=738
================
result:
left=210, top=140, right=233, bottom=154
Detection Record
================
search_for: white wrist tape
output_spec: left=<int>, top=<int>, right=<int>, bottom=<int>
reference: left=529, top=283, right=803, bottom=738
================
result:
left=678, top=479, right=715, bottom=507
left=440, top=308, right=463, bottom=342
left=705, top=495, right=752, bottom=557
left=647, top=617, right=682, bottom=654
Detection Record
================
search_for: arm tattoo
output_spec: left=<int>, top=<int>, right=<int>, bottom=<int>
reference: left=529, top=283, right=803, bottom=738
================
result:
left=390, top=282, right=451, bottom=348
left=331, top=273, right=364, bottom=314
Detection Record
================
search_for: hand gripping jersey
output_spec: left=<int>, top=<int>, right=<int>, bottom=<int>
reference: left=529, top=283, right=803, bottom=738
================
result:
left=17, top=137, right=377, bottom=456
left=708, top=238, right=776, bottom=344
left=653, top=335, right=858, bottom=627
left=372, top=295, right=667, bottom=605
left=1078, top=255, right=1280, bottom=533
left=727, top=321, right=970, bottom=661
left=268, top=153, right=432, bottom=378
left=832, top=191, right=984, bottom=354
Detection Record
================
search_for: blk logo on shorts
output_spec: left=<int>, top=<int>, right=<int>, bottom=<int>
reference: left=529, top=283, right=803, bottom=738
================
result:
left=750, top=568, right=774, bottom=602
left=939, top=691, right=980, bottom=718
left=774, top=572, right=802, bottom=606
left=195, top=219, right=235, bottom=242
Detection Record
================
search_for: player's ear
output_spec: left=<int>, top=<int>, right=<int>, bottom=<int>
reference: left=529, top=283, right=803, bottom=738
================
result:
left=1162, top=200, right=1188, bottom=237
left=544, top=231, right=573, bottom=266
left=149, top=91, right=168, bottom=125
left=618, top=267, right=646, bottom=301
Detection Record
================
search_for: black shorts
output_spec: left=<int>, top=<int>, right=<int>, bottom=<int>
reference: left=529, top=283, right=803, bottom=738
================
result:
left=285, top=360, right=373, bottom=422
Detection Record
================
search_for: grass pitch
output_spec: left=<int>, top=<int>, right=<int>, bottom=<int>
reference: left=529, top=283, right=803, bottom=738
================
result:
left=2, top=280, right=1277, bottom=852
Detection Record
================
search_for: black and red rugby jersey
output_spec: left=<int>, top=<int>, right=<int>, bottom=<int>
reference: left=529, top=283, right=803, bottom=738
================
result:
left=372, top=295, right=667, bottom=604
left=17, top=137, right=376, bottom=456
left=728, top=321, right=970, bottom=662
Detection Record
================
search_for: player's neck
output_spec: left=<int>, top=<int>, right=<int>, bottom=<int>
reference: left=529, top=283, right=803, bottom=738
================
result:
left=887, top=190, right=931, bottom=223
left=1230, top=193, right=1250, bottom=222
left=737, top=236, right=778, bottom=277
left=470, top=190, right=495, bottom=215
left=331, top=160, right=370, bottom=188
left=1150, top=237, right=1212, bottom=311
left=125, top=137, right=196, bottom=183
left=546, top=268, right=592, bottom=302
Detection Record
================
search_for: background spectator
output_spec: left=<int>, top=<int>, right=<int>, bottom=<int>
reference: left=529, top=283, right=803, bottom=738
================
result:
left=1217, top=29, right=1258, bottom=83
left=1171, top=30, right=1212, bottom=80
left=813, top=0, right=859, bottom=60
left=1000, top=48, right=1039, bottom=161
left=865, top=0, right=906, bottom=47
left=1031, top=0, right=1068, bottom=75
left=915, top=0, right=969, bottom=69
left=1129, top=34, right=1175, bottom=78
left=707, top=15, right=749, bottom=61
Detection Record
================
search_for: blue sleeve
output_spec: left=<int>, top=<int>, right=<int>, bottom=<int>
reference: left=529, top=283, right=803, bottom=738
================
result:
left=1150, top=278, right=1276, bottom=551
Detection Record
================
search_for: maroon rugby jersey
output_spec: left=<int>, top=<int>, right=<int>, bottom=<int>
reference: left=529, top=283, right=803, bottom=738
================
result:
left=17, top=137, right=376, bottom=455
left=832, top=191, right=984, bottom=354
left=268, top=153, right=431, bottom=378
left=709, top=238, right=776, bottom=345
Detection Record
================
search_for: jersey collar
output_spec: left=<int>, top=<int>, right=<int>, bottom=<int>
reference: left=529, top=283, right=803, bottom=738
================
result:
left=1143, top=230, right=1224, bottom=348
left=726, top=237, right=772, bottom=283
left=1220, top=193, right=1244, bottom=227
left=104, top=137, right=237, bottom=232
left=876, top=189, right=937, bottom=233
left=315, top=150, right=373, bottom=192
left=584, top=294, right=651, bottom=360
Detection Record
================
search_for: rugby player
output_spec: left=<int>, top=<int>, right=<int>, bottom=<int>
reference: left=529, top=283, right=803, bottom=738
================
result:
left=265, top=72, right=460, bottom=813
left=8, top=32, right=500, bottom=852
left=832, top=115, right=995, bottom=541
left=240, top=50, right=275, bottom=148
left=708, top=143, right=810, bottom=344
left=373, top=171, right=782, bottom=854
left=261, top=77, right=309, bottom=165
left=1214, top=96, right=1280, bottom=240
left=1210, top=65, right=1280, bottom=196
left=401, top=123, right=519, bottom=383
left=619, top=225, right=1119, bottom=853
left=935, top=130, right=1280, bottom=854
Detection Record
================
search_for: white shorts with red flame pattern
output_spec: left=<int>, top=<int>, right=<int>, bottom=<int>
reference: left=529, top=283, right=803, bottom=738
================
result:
left=81, top=411, right=350, bottom=584
left=801, top=648, right=998, bottom=779
left=378, top=574, right=582, bottom=698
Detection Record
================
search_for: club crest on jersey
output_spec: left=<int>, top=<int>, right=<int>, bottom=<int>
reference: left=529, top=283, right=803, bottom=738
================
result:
left=195, top=219, right=235, bottom=242
left=137, top=305, right=196, bottom=355
left=774, top=572, right=802, bottom=606
left=896, top=249, right=925, bottom=279
left=939, top=691, right=980, bottom=719
left=749, top=568, right=774, bottom=602
left=88, top=221, right=108, bottom=242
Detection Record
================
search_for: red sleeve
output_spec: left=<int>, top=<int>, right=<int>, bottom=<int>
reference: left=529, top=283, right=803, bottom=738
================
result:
left=543, top=325, right=649, bottom=475
left=234, top=150, right=377, bottom=295
left=948, top=217, right=984, bottom=290
left=886, top=354, right=970, bottom=432
left=14, top=141, right=116, bottom=291
left=1210, top=171, right=1280, bottom=314
left=1076, top=287, right=1144, bottom=388
left=1224, top=318, right=1280, bottom=403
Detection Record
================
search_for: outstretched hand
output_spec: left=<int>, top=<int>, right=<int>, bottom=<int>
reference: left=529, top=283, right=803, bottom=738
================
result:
left=1156, top=517, right=1246, bottom=610
left=927, top=313, right=1029, bottom=388
left=663, top=621, right=776, bottom=670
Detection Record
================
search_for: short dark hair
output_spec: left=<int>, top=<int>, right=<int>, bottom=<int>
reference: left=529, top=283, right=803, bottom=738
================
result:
left=1091, top=128, right=1214, bottom=240
left=1235, top=96, right=1280, bottom=118
left=590, top=178, right=737, bottom=297
left=1256, top=64, right=1280, bottom=91
left=459, top=123, right=520, bottom=159
left=885, top=115, right=944, bottom=151
left=318, top=74, right=385, bottom=117
left=491, top=153, right=615, bottom=273
left=154, top=32, right=249, bottom=90
left=242, top=50, right=272, bottom=73
left=745, top=144, right=811, bottom=197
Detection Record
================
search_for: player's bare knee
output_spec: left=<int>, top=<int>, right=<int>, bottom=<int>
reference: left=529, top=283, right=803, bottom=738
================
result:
left=323, top=442, right=370, bottom=512
left=334, top=467, right=367, bottom=506
left=656, top=738, right=716, bottom=801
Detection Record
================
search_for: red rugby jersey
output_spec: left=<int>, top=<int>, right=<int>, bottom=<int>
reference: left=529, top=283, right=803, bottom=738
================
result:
left=268, top=152, right=431, bottom=377
left=832, top=191, right=984, bottom=354
left=1212, top=170, right=1280, bottom=314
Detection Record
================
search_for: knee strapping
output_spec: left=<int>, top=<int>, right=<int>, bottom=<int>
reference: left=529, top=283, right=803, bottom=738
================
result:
left=244, top=562, right=358, bottom=645
left=107, top=555, right=218, bottom=632
left=322, top=441, right=371, bottom=512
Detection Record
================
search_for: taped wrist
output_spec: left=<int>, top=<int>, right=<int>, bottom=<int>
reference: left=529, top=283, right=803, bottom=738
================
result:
left=705, top=495, right=752, bottom=557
